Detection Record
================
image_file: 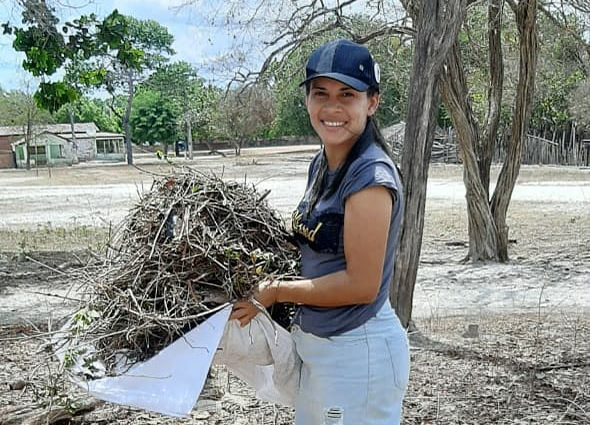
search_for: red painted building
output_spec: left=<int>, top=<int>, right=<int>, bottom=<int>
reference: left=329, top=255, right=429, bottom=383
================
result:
left=0, top=128, right=20, bottom=168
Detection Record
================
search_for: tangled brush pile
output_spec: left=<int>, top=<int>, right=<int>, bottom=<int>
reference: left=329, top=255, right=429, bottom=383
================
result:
left=70, top=168, right=299, bottom=373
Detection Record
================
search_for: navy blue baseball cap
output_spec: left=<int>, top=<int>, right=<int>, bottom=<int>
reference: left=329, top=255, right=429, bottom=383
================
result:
left=300, top=39, right=380, bottom=92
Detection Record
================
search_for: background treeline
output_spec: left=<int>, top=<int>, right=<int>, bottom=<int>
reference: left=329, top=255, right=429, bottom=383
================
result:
left=1, top=4, right=589, bottom=165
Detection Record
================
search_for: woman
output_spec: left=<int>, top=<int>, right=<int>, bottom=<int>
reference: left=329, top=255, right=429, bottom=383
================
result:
left=231, top=39, right=410, bottom=424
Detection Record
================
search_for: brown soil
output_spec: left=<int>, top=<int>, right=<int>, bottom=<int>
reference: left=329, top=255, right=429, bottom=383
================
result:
left=0, top=150, right=589, bottom=424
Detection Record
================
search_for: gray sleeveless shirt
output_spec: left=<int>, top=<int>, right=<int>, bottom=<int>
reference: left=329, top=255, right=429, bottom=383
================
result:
left=291, top=133, right=403, bottom=337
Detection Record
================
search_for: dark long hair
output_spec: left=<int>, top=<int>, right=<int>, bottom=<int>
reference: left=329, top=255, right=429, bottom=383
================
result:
left=304, top=86, right=393, bottom=215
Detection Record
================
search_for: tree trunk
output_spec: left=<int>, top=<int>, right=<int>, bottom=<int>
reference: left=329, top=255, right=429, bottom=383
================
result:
left=441, top=42, right=499, bottom=261
left=481, top=0, right=504, bottom=198
left=187, top=118, right=193, bottom=159
left=124, top=75, right=134, bottom=165
left=25, top=120, right=32, bottom=170
left=68, top=106, right=79, bottom=164
left=234, top=139, right=243, bottom=156
left=391, top=0, right=466, bottom=328
left=491, top=0, right=538, bottom=261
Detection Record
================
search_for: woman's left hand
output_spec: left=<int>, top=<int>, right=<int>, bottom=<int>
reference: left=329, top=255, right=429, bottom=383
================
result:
left=229, top=279, right=278, bottom=327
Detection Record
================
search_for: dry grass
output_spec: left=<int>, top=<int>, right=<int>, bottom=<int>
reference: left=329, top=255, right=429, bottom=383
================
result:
left=2, top=310, right=588, bottom=424
left=405, top=311, right=590, bottom=424
left=0, top=226, right=110, bottom=253
left=1, top=160, right=588, bottom=424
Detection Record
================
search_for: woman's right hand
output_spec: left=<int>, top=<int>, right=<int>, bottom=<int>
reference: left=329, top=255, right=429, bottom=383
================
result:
left=230, top=300, right=259, bottom=327
left=229, top=279, right=279, bottom=326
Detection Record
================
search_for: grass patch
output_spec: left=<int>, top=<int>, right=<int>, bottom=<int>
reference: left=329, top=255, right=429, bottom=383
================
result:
left=0, top=225, right=111, bottom=253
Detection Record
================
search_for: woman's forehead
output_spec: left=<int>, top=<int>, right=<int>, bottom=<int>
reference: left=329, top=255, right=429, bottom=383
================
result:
left=309, top=77, right=356, bottom=91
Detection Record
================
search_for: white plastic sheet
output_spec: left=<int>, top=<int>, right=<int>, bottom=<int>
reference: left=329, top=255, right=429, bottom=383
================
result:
left=55, top=303, right=301, bottom=416
left=59, top=305, right=231, bottom=417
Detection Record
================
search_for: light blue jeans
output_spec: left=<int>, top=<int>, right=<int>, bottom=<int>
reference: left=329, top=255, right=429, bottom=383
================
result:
left=292, top=301, right=410, bottom=425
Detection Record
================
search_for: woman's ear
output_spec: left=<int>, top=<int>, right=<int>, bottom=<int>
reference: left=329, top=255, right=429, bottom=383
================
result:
left=367, top=94, right=379, bottom=117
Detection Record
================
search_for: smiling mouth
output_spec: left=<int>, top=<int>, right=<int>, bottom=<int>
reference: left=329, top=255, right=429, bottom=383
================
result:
left=322, top=120, right=346, bottom=127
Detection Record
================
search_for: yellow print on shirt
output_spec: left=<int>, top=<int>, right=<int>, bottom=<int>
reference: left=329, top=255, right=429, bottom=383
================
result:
left=292, top=211, right=323, bottom=242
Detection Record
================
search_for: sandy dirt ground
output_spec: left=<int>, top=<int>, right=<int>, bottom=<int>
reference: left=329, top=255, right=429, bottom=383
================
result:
left=0, top=147, right=589, bottom=424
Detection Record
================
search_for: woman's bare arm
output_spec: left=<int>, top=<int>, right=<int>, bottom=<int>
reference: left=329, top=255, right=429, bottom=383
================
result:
left=231, top=185, right=393, bottom=325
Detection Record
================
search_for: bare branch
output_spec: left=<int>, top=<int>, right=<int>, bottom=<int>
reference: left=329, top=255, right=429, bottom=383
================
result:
left=355, top=24, right=415, bottom=44
left=506, top=0, right=518, bottom=13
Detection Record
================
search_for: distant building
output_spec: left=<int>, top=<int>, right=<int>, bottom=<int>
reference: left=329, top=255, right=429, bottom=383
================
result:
left=0, top=123, right=125, bottom=169
left=12, top=132, right=73, bottom=167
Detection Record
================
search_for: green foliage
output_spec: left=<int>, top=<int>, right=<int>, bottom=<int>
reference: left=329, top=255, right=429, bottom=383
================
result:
left=531, top=13, right=587, bottom=131
left=143, top=61, right=219, bottom=142
left=34, top=81, right=79, bottom=112
left=367, top=35, right=412, bottom=127
left=54, top=97, right=121, bottom=133
left=437, top=104, right=453, bottom=129
left=436, top=3, right=586, bottom=136
left=0, top=87, right=53, bottom=126
left=533, top=70, right=583, bottom=130
left=568, top=78, right=590, bottom=128
left=77, top=69, right=108, bottom=88
left=268, top=48, right=312, bottom=137
left=147, top=62, right=202, bottom=100
left=93, top=13, right=174, bottom=78
left=4, top=4, right=174, bottom=114
left=8, top=1, right=66, bottom=76
left=130, top=89, right=179, bottom=145
left=188, top=84, right=220, bottom=142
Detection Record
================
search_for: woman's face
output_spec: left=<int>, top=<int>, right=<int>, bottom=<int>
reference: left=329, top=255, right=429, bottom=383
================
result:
left=305, top=77, right=378, bottom=149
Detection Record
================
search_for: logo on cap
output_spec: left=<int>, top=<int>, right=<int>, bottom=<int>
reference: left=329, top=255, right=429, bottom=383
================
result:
left=374, top=63, right=381, bottom=84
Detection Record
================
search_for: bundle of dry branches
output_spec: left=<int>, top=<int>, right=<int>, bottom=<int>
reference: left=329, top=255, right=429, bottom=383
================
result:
left=72, top=167, right=299, bottom=372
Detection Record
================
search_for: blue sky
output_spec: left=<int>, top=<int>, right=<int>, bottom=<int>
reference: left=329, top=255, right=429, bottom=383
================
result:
left=0, top=0, right=237, bottom=92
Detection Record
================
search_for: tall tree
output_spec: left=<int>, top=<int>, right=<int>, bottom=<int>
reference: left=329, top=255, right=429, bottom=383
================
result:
left=215, top=84, right=275, bottom=155
left=66, top=14, right=175, bottom=165
left=102, top=16, right=174, bottom=165
left=439, top=0, right=538, bottom=262
left=1, top=80, right=54, bottom=169
left=490, top=0, right=538, bottom=259
left=54, top=97, right=120, bottom=133
left=145, top=62, right=217, bottom=158
left=390, top=0, right=466, bottom=328
left=3, top=3, right=175, bottom=165
left=129, top=89, right=178, bottom=156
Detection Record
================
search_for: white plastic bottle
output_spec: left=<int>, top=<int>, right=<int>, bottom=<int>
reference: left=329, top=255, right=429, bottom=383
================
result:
left=324, top=406, right=344, bottom=425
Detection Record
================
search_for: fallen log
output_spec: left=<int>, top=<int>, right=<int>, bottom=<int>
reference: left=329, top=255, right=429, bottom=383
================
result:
left=0, top=397, right=103, bottom=425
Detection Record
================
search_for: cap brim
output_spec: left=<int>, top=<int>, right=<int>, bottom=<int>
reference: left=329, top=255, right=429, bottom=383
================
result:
left=299, top=72, right=370, bottom=92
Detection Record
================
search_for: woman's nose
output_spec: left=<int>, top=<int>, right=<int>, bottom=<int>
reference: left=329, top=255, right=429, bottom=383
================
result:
left=322, top=97, right=342, bottom=112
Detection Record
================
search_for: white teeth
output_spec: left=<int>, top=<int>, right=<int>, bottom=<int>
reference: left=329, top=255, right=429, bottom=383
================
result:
left=324, top=121, right=345, bottom=127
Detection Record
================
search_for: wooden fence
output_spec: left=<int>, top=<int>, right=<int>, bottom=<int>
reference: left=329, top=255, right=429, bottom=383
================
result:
left=505, top=132, right=589, bottom=166
left=383, top=123, right=459, bottom=163
left=385, top=122, right=590, bottom=166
